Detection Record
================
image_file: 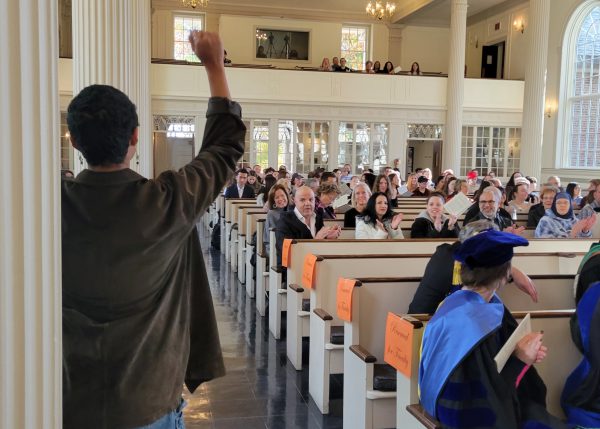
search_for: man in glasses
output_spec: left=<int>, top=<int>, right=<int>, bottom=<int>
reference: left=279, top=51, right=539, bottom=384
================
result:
left=465, top=186, right=524, bottom=235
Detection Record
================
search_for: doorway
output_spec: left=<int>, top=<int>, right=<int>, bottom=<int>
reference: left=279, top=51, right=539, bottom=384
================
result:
left=406, top=139, right=443, bottom=179
left=481, top=41, right=505, bottom=79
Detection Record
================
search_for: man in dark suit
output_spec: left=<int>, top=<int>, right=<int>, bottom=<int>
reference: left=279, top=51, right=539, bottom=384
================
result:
left=224, top=168, right=255, bottom=198
left=275, top=186, right=340, bottom=267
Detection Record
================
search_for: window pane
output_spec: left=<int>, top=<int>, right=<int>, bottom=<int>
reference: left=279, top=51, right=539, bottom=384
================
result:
left=341, top=26, right=369, bottom=71
left=278, top=120, right=294, bottom=170
left=173, top=15, right=203, bottom=62
left=252, top=120, right=270, bottom=169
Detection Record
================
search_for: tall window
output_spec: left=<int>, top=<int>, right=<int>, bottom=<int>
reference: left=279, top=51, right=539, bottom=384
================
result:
left=560, top=4, right=600, bottom=168
left=338, top=122, right=388, bottom=173
left=252, top=120, right=270, bottom=169
left=173, top=14, right=204, bottom=62
left=277, top=120, right=330, bottom=173
left=341, top=25, right=369, bottom=71
left=461, top=126, right=521, bottom=177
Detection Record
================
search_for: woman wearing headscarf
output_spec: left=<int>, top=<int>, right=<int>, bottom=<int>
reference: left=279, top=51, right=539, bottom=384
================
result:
left=410, top=192, right=459, bottom=238
left=355, top=192, right=403, bottom=239
left=419, top=230, right=568, bottom=429
left=534, top=193, right=596, bottom=238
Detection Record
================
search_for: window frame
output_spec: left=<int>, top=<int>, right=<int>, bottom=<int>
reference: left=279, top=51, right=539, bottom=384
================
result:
left=172, top=12, right=205, bottom=62
left=460, top=125, right=521, bottom=177
left=556, top=1, right=600, bottom=169
left=338, top=121, right=389, bottom=174
left=340, top=24, right=371, bottom=71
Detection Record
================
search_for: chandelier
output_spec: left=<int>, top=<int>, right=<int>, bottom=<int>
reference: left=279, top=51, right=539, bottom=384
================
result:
left=255, top=29, right=267, bottom=41
left=365, top=1, right=396, bottom=20
left=181, top=0, right=209, bottom=9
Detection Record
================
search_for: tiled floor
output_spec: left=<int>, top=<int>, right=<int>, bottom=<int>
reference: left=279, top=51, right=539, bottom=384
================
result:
left=184, top=227, right=343, bottom=428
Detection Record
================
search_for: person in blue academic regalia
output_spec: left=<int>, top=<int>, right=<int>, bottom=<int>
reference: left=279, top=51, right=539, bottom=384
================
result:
left=561, top=241, right=600, bottom=429
left=419, top=229, right=568, bottom=429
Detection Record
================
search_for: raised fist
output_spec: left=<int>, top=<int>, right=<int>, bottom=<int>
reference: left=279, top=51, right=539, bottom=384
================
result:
left=188, top=31, right=224, bottom=69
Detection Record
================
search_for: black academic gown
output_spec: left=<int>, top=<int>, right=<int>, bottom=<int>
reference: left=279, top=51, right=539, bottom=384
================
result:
left=61, top=98, right=245, bottom=429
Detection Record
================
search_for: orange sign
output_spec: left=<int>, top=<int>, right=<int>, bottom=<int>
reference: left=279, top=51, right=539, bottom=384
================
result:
left=384, top=312, right=415, bottom=378
left=282, top=239, right=292, bottom=268
left=301, top=254, right=318, bottom=289
left=336, top=278, right=356, bottom=322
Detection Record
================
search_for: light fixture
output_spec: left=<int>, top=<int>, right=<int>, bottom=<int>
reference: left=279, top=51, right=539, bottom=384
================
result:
left=181, top=0, right=208, bottom=9
left=513, top=18, right=525, bottom=34
left=255, top=29, right=267, bottom=41
left=545, top=100, right=557, bottom=118
left=366, top=1, right=396, bottom=20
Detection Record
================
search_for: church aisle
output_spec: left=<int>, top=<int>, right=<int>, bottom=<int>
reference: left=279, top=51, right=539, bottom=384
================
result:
left=183, top=227, right=344, bottom=429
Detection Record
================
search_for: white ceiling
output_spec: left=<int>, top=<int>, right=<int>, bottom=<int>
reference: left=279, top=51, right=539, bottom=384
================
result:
left=156, top=0, right=513, bottom=26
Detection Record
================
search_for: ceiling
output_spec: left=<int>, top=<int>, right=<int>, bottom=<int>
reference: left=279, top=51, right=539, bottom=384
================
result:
left=155, top=0, right=513, bottom=26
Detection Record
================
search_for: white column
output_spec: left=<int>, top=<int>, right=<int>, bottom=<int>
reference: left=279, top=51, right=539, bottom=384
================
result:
left=72, top=0, right=152, bottom=178
left=0, top=1, right=62, bottom=428
left=269, top=119, right=279, bottom=169
left=194, top=115, right=207, bottom=154
left=330, top=120, right=340, bottom=171
left=389, top=123, right=408, bottom=179
left=520, top=0, right=550, bottom=179
left=443, top=0, right=469, bottom=173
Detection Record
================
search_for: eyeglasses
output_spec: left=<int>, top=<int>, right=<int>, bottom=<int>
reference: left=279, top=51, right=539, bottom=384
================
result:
left=479, top=200, right=496, bottom=205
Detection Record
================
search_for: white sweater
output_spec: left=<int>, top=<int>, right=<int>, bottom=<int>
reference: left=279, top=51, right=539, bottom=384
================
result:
left=355, top=219, right=404, bottom=239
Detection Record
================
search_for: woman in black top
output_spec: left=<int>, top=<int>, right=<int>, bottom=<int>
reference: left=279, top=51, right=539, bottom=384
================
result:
left=344, top=182, right=371, bottom=227
left=410, top=192, right=459, bottom=238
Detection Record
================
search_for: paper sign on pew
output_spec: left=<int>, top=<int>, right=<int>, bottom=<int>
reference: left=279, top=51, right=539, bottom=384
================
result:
left=336, top=278, right=357, bottom=322
left=282, top=239, right=293, bottom=268
left=384, top=313, right=415, bottom=378
left=444, top=192, right=473, bottom=218
left=301, top=253, right=318, bottom=289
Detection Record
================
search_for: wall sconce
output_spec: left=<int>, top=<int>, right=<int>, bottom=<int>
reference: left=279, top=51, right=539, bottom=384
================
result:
left=545, top=100, right=557, bottom=118
left=513, top=18, right=525, bottom=34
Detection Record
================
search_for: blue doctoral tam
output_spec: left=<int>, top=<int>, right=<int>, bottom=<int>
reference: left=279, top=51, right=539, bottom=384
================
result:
left=454, top=229, right=529, bottom=269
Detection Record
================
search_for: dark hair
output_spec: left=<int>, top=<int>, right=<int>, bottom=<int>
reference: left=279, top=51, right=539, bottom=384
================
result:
left=373, top=174, right=391, bottom=197
left=267, top=184, right=290, bottom=209
left=566, top=182, right=579, bottom=199
left=236, top=168, right=249, bottom=176
left=506, top=172, right=522, bottom=188
left=264, top=167, right=275, bottom=175
left=427, top=192, right=446, bottom=204
left=472, top=180, right=492, bottom=202
left=362, top=172, right=376, bottom=190
left=67, top=84, right=139, bottom=166
left=316, top=183, right=340, bottom=198
left=511, top=182, right=529, bottom=201
left=263, top=175, right=277, bottom=197
left=461, top=261, right=511, bottom=288
left=411, top=62, right=421, bottom=74
left=384, top=61, right=394, bottom=73
left=362, top=192, right=393, bottom=226
left=321, top=172, right=336, bottom=183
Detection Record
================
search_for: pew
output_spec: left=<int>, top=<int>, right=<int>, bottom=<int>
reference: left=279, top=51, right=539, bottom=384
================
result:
left=269, top=229, right=285, bottom=339
left=395, top=311, right=581, bottom=428
left=255, top=219, right=268, bottom=317
left=223, top=198, right=254, bottom=262
left=243, top=210, right=267, bottom=296
left=230, top=203, right=259, bottom=272
left=235, top=206, right=262, bottom=283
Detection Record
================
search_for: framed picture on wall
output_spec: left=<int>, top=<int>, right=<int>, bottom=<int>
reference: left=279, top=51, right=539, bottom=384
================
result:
left=255, top=28, right=310, bottom=61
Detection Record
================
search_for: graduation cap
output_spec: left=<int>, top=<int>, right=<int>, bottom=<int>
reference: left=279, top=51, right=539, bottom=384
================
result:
left=454, top=229, right=529, bottom=269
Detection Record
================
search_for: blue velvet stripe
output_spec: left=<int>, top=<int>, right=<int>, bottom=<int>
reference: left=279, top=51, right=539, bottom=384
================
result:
left=563, top=403, right=600, bottom=429
left=577, top=282, right=600, bottom=353
left=436, top=404, right=496, bottom=428
left=521, top=421, right=554, bottom=429
left=440, top=380, right=487, bottom=401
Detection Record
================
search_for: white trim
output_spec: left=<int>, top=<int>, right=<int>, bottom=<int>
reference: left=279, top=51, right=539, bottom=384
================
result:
left=556, top=1, right=600, bottom=169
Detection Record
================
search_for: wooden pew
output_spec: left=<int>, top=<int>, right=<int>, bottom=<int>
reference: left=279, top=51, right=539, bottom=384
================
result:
left=230, top=203, right=259, bottom=272
left=243, top=210, right=267, bottom=296
left=235, top=205, right=262, bottom=282
left=223, top=198, right=255, bottom=263
left=255, top=219, right=268, bottom=316
left=396, top=311, right=581, bottom=428
left=269, top=229, right=286, bottom=339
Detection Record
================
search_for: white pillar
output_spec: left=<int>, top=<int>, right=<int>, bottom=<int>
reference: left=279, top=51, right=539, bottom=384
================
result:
left=269, top=119, right=279, bottom=169
left=72, top=0, right=152, bottom=178
left=520, top=0, right=550, bottom=179
left=0, top=1, right=62, bottom=428
left=443, top=0, right=469, bottom=173
left=389, top=123, right=408, bottom=179
left=194, top=115, right=207, bottom=154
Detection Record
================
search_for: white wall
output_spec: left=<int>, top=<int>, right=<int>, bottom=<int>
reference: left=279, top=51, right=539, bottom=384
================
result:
left=410, top=140, right=434, bottom=171
left=398, top=26, right=450, bottom=74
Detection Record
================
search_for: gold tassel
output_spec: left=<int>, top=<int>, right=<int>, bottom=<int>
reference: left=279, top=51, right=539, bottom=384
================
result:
left=452, top=261, right=462, bottom=286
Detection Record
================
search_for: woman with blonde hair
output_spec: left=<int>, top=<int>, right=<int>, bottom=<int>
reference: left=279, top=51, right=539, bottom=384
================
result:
left=320, top=57, right=332, bottom=71
left=344, top=182, right=371, bottom=227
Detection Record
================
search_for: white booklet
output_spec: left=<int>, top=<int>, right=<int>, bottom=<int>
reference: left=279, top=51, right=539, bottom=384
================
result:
left=332, top=194, right=350, bottom=209
left=444, top=192, right=473, bottom=218
left=494, top=313, right=532, bottom=372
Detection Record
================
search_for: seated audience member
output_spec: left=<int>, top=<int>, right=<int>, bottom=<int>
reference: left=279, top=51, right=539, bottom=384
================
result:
left=409, top=61, right=423, bottom=75
left=508, top=181, right=532, bottom=214
left=336, top=58, right=353, bottom=72
left=408, top=220, right=538, bottom=314
left=348, top=175, right=360, bottom=192
left=404, top=173, right=418, bottom=196
left=421, top=168, right=434, bottom=188
left=388, top=173, right=401, bottom=202
left=290, top=172, right=304, bottom=196
left=410, top=193, right=459, bottom=238
left=535, top=193, right=596, bottom=238
left=305, top=177, right=319, bottom=194
left=412, top=176, right=431, bottom=197
left=331, top=56, right=341, bottom=71
left=373, top=60, right=382, bottom=73
left=505, top=171, right=523, bottom=202
left=363, top=60, right=375, bottom=74
left=256, top=174, right=277, bottom=207
left=344, top=182, right=371, bottom=228
left=383, top=61, right=395, bottom=74
left=256, top=45, right=267, bottom=58
left=527, top=176, right=539, bottom=197
left=361, top=172, right=376, bottom=190
left=247, top=170, right=262, bottom=195
left=463, top=179, right=494, bottom=222
left=419, top=230, right=567, bottom=429
left=566, top=182, right=584, bottom=209
left=315, top=183, right=340, bottom=220
left=463, top=186, right=523, bottom=234
left=224, top=168, right=256, bottom=198
left=275, top=186, right=340, bottom=267
left=580, top=179, right=600, bottom=211
left=373, top=173, right=395, bottom=207
left=321, top=171, right=337, bottom=185
left=253, top=164, right=263, bottom=179
left=547, top=175, right=563, bottom=191
left=355, top=192, right=403, bottom=239
left=527, top=186, right=558, bottom=228
left=264, top=184, right=290, bottom=256
left=276, top=178, right=292, bottom=196
left=320, top=57, right=332, bottom=71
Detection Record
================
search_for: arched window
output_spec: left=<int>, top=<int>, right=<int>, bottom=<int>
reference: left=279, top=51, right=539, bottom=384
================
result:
left=558, top=3, right=600, bottom=168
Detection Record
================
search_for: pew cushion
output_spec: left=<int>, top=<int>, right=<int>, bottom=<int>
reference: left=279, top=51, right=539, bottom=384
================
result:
left=330, top=325, right=344, bottom=345
left=302, top=299, right=310, bottom=312
left=373, top=363, right=397, bottom=392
